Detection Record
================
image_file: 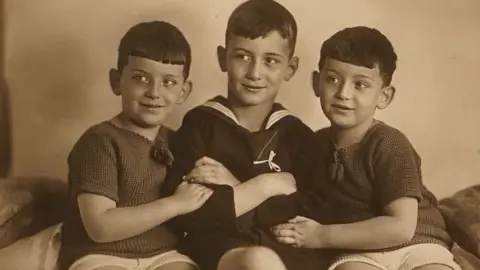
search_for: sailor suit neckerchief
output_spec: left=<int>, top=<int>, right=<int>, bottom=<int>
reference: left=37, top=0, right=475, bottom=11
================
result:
left=201, top=96, right=291, bottom=172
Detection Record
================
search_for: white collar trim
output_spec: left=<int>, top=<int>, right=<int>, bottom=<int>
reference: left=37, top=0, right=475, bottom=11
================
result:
left=202, top=101, right=291, bottom=130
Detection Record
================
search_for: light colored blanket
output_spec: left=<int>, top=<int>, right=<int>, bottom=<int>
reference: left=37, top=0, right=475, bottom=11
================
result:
left=0, top=222, right=62, bottom=270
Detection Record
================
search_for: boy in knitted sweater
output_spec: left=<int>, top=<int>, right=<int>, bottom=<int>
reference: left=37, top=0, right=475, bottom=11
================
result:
left=271, top=26, right=461, bottom=270
left=59, top=21, right=210, bottom=270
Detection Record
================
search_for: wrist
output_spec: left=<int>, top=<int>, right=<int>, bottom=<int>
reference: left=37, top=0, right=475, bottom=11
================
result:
left=231, top=178, right=241, bottom=186
left=163, top=196, right=183, bottom=217
left=319, top=224, right=333, bottom=249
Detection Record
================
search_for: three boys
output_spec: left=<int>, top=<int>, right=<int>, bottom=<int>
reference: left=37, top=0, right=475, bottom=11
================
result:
left=63, top=1, right=460, bottom=270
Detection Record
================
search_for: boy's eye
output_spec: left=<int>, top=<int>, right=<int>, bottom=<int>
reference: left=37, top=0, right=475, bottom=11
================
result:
left=235, top=54, right=251, bottom=61
left=133, top=74, right=149, bottom=83
left=325, top=75, right=339, bottom=84
left=164, top=79, right=177, bottom=87
left=354, top=81, right=369, bottom=90
left=265, top=57, right=280, bottom=65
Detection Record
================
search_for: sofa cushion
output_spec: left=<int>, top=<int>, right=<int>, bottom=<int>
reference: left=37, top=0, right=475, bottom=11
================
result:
left=0, top=223, right=62, bottom=270
left=0, top=177, right=68, bottom=249
left=452, top=243, right=480, bottom=270
left=439, top=185, right=480, bottom=258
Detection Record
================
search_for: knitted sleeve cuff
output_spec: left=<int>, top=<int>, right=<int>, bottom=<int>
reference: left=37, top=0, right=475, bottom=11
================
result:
left=379, top=188, right=423, bottom=209
left=75, top=184, right=120, bottom=203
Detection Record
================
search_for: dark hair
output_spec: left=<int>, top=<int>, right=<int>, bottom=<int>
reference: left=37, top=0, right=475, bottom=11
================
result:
left=117, top=21, right=191, bottom=79
left=318, top=26, right=397, bottom=85
left=225, top=0, right=297, bottom=56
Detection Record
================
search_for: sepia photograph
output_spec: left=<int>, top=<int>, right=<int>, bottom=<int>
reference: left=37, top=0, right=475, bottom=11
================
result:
left=1, top=0, right=479, bottom=269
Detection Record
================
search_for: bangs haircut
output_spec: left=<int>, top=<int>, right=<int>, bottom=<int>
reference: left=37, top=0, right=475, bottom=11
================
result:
left=319, top=26, right=397, bottom=85
left=117, top=21, right=192, bottom=79
left=225, top=0, right=297, bottom=57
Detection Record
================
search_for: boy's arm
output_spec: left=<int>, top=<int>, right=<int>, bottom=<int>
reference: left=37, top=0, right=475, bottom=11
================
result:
left=78, top=182, right=212, bottom=243
left=320, top=197, right=418, bottom=250
left=182, top=156, right=285, bottom=220
left=317, top=131, right=423, bottom=250
left=233, top=174, right=280, bottom=217
left=78, top=193, right=181, bottom=243
left=164, top=156, right=273, bottom=236
left=69, top=134, right=195, bottom=243
left=183, top=157, right=298, bottom=232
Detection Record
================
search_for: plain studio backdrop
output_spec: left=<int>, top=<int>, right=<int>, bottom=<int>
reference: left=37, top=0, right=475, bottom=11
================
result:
left=4, top=0, right=480, bottom=199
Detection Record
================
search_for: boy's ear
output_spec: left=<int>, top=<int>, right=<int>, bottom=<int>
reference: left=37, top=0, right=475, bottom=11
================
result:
left=311, top=70, right=321, bottom=97
left=217, top=46, right=227, bottom=72
left=377, top=85, right=396, bottom=110
left=284, top=56, right=299, bottom=81
left=109, top=68, right=121, bottom=96
left=176, top=80, right=193, bottom=104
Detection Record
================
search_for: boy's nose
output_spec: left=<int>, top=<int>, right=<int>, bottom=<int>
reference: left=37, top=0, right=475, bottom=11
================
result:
left=335, top=83, right=351, bottom=100
left=145, top=85, right=162, bottom=99
left=245, top=61, right=262, bottom=80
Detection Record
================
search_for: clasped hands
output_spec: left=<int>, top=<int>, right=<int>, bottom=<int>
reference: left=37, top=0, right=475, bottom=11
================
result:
left=180, top=156, right=325, bottom=248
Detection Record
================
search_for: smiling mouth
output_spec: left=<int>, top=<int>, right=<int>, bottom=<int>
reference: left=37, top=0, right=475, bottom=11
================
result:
left=331, top=104, right=353, bottom=110
left=241, top=84, right=266, bottom=92
left=140, top=103, right=164, bottom=109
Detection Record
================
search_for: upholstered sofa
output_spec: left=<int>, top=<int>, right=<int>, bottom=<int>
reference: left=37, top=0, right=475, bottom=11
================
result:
left=0, top=174, right=480, bottom=270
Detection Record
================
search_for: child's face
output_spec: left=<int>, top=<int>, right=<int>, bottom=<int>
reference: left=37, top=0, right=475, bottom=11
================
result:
left=313, top=58, right=394, bottom=129
left=219, top=30, right=298, bottom=107
left=112, top=56, right=191, bottom=128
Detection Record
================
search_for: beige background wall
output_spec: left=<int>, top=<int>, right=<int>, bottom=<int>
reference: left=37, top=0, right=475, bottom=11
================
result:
left=4, top=0, right=480, bottom=198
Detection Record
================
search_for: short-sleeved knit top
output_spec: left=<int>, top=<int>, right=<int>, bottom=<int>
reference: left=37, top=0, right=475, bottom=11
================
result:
left=304, top=121, right=452, bottom=251
left=58, top=121, right=177, bottom=269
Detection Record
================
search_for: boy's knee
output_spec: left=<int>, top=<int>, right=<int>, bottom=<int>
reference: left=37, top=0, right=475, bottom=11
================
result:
left=152, top=262, right=198, bottom=270
left=90, top=267, right=127, bottom=270
left=333, top=262, right=381, bottom=270
left=412, top=265, right=457, bottom=270
left=238, top=246, right=281, bottom=266
left=218, top=246, right=285, bottom=270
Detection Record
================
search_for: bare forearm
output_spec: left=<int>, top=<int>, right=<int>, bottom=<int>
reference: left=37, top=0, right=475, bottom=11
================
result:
left=233, top=175, right=271, bottom=217
left=322, top=216, right=414, bottom=250
left=92, top=197, right=178, bottom=243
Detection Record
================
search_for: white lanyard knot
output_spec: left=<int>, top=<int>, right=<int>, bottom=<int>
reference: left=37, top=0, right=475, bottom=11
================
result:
left=253, top=150, right=281, bottom=172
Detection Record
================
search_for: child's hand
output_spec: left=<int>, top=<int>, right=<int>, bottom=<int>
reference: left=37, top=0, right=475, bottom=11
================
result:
left=261, top=172, right=297, bottom=197
left=171, top=182, right=213, bottom=215
left=270, top=216, right=325, bottom=248
left=183, top=156, right=241, bottom=187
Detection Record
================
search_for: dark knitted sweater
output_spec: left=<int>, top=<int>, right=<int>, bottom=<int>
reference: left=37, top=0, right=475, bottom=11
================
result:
left=303, top=121, right=452, bottom=251
left=58, top=121, right=177, bottom=269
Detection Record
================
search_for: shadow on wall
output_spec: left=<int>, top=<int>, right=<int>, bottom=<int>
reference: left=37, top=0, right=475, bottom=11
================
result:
left=0, top=79, right=11, bottom=177
left=1, top=0, right=11, bottom=177
left=0, top=77, right=10, bottom=177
